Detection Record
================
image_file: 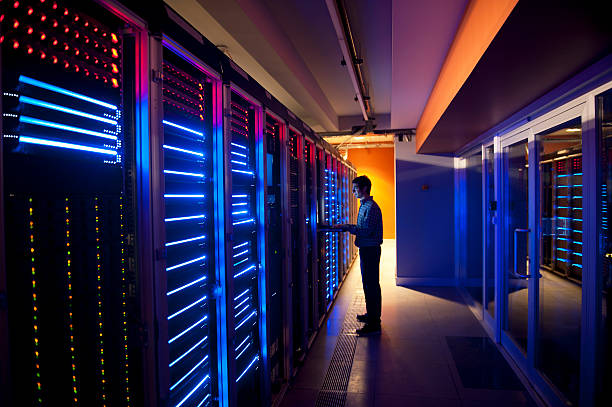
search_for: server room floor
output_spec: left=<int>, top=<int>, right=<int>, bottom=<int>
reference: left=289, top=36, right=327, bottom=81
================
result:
left=280, top=240, right=539, bottom=407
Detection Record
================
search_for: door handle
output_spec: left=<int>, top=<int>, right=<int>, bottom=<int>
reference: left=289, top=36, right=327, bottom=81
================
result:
left=513, top=228, right=530, bottom=278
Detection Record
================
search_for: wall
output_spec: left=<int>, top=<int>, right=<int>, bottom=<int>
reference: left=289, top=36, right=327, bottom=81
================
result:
left=395, top=139, right=455, bottom=285
left=347, top=147, right=395, bottom=239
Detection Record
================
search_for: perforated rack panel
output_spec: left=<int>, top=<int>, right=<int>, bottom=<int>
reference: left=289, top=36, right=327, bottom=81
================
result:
left=161, top=47, right=216, bottom=407
left=229, top=91, right=262, bottom=404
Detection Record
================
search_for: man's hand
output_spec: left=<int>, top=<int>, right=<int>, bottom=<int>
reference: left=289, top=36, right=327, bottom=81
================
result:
left=331, top=224, right=349, bottom=232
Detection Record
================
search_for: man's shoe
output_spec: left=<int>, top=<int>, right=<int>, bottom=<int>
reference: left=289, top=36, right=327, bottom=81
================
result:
left=356, top=313, right=368, bottom=322
left=356, top=324, right=381, bottom=336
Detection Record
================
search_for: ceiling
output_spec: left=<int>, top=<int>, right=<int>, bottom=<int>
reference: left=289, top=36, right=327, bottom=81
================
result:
left=164, top=0, right=469, bottom=133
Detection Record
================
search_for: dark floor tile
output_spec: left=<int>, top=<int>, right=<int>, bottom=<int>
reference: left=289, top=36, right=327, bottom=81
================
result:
left=278, top=388, right=318, bottom=407
left=373, top=362, right=459, bottom=398
left=375, top=394, right=461, bottom=407
left=445, top=336, right=524, bottom=391
left=292, top=357, right=329, bottom=389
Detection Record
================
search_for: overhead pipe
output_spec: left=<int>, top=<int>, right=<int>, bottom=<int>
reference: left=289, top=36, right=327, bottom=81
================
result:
left=325, top=0, right=371, bottom=122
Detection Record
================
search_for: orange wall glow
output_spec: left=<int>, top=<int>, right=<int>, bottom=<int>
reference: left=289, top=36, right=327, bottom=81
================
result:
left=347, top=147, right=396, bottom=239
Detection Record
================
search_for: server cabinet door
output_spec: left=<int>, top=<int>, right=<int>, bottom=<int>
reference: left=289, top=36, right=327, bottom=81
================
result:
left=151, top=41, right=220, bottom=407
left=223, top=87, right=267, bottom=407
left=1, top=1, right=143, bottom=405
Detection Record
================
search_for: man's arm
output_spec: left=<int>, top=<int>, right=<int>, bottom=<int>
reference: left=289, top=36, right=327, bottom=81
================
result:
left=346, top=204, right=379, bottom=238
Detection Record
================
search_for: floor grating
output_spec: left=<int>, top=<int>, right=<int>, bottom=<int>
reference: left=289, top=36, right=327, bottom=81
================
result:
left=314, top=293, right=364, bottom=407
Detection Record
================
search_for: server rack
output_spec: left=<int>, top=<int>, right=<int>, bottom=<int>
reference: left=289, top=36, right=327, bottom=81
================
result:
left=0, top=0, right=145, bottom=405
left=304, top=137, right=318, bottom=342
left=541, top=153, right=583, bottom=282
left=148, top=33, right=222, bottom=407
left=263, top=110, right=288, bottom=398
left=287, top=128, right=307, bottom=363
left=223, top=86, right=267, bottom=406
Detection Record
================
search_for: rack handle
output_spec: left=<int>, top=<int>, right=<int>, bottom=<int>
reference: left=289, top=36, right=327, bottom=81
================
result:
left=513, top=228, right=531, bottom=279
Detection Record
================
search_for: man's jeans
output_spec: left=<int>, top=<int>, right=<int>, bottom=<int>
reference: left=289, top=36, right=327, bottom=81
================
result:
left=359, top=246, right=382, bottom=325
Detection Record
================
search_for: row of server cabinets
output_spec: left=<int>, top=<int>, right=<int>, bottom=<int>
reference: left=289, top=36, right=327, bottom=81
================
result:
left=0, top=1, right=359, bottom=406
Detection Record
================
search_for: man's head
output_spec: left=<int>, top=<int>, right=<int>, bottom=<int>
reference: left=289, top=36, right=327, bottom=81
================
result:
left=352, top=175, right=371, bottom=200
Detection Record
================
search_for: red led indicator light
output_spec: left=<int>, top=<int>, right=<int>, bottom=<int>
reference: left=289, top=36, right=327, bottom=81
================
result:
left=52, top=39, right=58, bottom=46
left=40, top=33, right=46, bottom=40
left=0, top=15, right=4, bottom=22
left=40, top=51, right=46, bottom=59
left=0, top=36, right=4, bottom=44
left=93, top=26, right=98, bottom=32
left=74, top=15, right=79, bottom=22
left=13, top=40, right=19, bottom=49
left=111, top=78, right=119, bottom=88
left=27, top=26, right=34, bottom=34
left=74, top=65, right=79, bottom=72
left=27, top=46, right=33, bottom=54
left=40, top=14, right=46, bottom=21
left=27, top=6, right=33, bottom=15
left=63, top=43, right=69, bottom=51
left=111, top=63, right=119, bottom=74
left=64, top=61, right=69, bottom=69
left=13, top=1, right=19, bottom=8
left=52, top=55, right=58, bottom=64
left=52, top=20, right=58, bottom=28
left=63, top=8, right=68, bottom=16
left=111, top=33, right=119, bottom=44
left=13, top=19, right=19, bottom=28
left=111, top=48, right=119, bottom=58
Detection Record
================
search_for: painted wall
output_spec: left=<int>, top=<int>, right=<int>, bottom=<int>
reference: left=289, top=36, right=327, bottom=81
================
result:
left=395, top=139, right=455, bottom=284
left=347, top=147, right=395, bottom=239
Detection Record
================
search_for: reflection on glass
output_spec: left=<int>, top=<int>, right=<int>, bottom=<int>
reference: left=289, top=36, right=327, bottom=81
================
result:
left=537, top=118, right=582, bottom=406
left=465, top=152, right=483, bottom=306
left=504, top=139, right=529, bottom=353
left=485, top=146, right=496, bottom=318
left=597, top=89, right=612, bottom=406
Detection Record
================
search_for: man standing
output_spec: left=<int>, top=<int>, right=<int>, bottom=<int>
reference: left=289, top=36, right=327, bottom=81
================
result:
left=333, top=175, right=383, bottom=335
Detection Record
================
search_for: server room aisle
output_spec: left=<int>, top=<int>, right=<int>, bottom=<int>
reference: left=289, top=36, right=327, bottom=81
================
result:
left=280, top=240, right=540, bottom=407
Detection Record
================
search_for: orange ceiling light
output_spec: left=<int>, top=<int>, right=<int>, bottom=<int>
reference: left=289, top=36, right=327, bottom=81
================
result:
left=416, top=0, right=518, bottom=152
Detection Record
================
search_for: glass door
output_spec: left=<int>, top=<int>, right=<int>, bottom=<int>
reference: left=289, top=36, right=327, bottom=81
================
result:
left=499, top=108, right=586, bottom=407
left=501, top=132, right=534, bottom=357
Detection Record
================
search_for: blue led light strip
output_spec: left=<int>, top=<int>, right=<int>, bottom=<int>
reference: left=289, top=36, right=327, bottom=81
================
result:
left=164, top=170, right=204, bottom=178
left=166, top=235, right=206, bottom=247
left=170, top=357, right=209, bottom=391
left=236, top=356, right=259, bottom=382
left=234, top=289, right=250, bottom=301
left=235, top=336, right=250, bottom=351
left=231, top=169, right=254, bottom=175
left=19, top=136, right=118, bottom=155
left=233, top=249, right=249, bottom=258
left=164, top=194, right=205, bottom=199
left=234, top=264, right=256, bottom=278
left=234, top=297, right=249, bottom=310
left=163, top=120, right=204, bottom=137
left=167, top=255, right=206, bottom=271
left=163, top=144, right=204, bottom=157
left=232, top=211, right=248, bottom=215
left=233, top=242, right=249, bottom=249
left=167, top=276, right=207, bottom=296
left=196, top=394, right=212, bottom=407
left=19, top=75, right=118, bottom=110
left=236, top=342, right=251, bottom=360
left=175, top=375, right=210, bottom=407
left=231, top=151, right=247, bottom=158
left=169, top=336, right=208, bottom=367
left=20, top=116, right=118, bottom=140
left=235, top=305, right=250, bottom=318
left=235, top=311, right=257, bottom=330
left=233, top=218, right=255, bottom=226
left=169, top=316, right=208, bottom=344
left=19, top=96, right=118, bottom=125
left=231, top=142, right=248, bottom=150
left=168, top=296, right=208, bottom=320
left=165, top=214, right=205, bottom=222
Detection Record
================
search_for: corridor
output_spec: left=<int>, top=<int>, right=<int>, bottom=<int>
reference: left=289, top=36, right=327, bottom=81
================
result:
left=280, top=240, right=539, bottom=407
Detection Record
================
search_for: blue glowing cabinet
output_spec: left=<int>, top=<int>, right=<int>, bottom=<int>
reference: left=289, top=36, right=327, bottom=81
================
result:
left=221, top=85, right=268, bottom=406
left=0, top=0, right=145, bottom=405
left=148, top=35, right=223, bottom=407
